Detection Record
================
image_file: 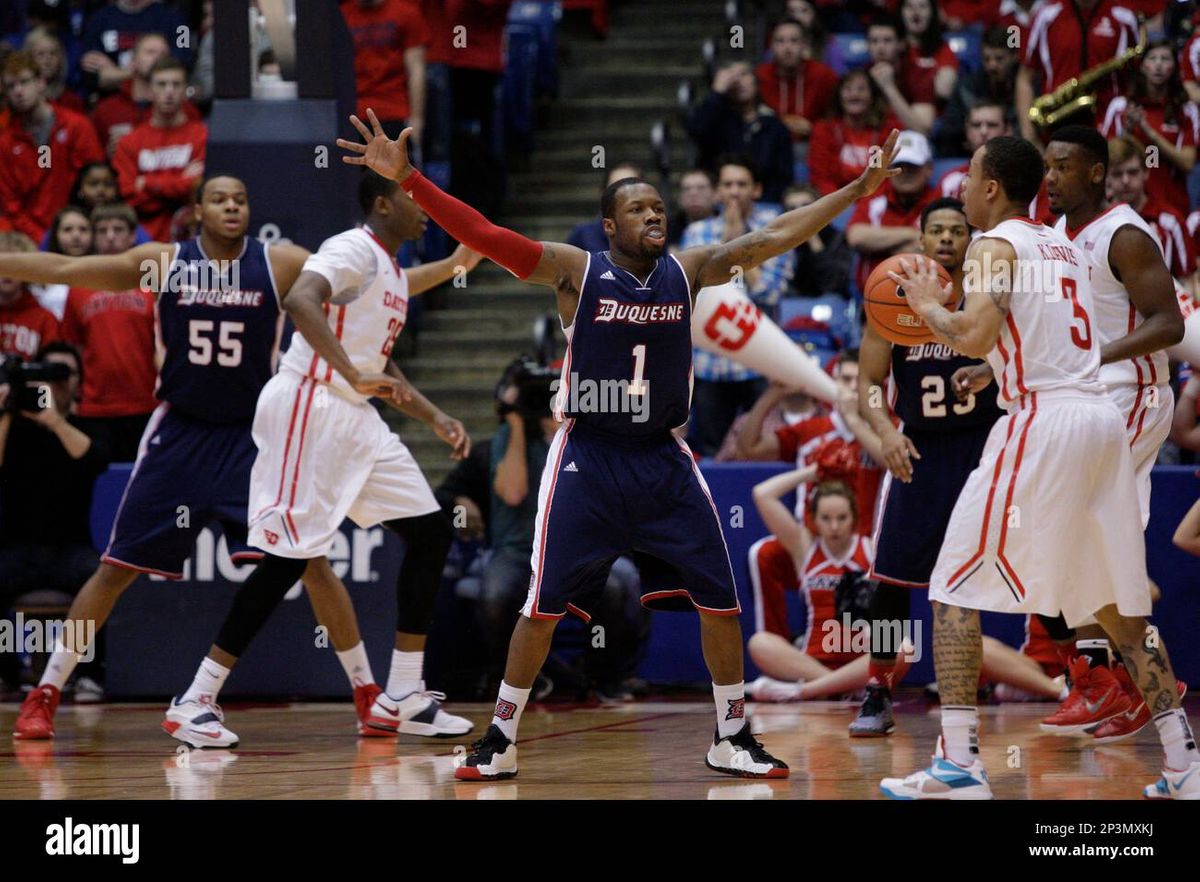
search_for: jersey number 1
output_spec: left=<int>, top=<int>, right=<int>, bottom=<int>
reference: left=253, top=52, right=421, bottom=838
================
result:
left=630, top=344, right=648, bottom=396
left=187, top=320, right=244, bottom=367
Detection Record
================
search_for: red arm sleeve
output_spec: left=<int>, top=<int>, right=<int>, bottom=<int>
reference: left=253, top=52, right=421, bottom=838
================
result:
left=402, top=170, right=544, bottom=279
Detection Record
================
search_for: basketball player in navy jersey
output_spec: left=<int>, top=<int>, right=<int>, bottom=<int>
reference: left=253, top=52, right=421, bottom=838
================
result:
left=340, top=110, right=902, bottom=779
left=850, top=197, right=1004, bottom=736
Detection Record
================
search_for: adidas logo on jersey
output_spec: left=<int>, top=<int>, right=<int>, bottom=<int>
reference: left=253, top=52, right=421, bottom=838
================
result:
left=600, top=270, right=615, bottom=280
left=563, top=461, right=579, bottom=472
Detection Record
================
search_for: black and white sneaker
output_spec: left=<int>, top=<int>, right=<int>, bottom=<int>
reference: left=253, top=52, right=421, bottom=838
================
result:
left=454, top=724, right=518, bottom=781
left=705, top=722, right=789, bottom=778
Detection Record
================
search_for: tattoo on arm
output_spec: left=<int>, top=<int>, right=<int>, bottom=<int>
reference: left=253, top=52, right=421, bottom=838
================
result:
left=926, top=308, right=966, bottom=346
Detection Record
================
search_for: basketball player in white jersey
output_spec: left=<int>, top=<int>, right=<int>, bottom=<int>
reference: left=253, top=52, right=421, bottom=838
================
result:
left=879, top=136, right=1199, bottom=799
left=164, top=171, right=480, bottom=746
left=1034, top=126, right=1189, bottom=741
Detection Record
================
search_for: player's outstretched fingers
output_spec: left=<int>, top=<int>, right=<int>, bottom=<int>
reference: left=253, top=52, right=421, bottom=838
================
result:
left=365, top=108, right=387, bottom=139
left=348, top=113, right=373, bottom=143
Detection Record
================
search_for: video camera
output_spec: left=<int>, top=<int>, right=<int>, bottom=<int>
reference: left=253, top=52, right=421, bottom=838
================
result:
left=496, top=356, right=557, bottom=421
left=0, top=355, right=71, bottom=413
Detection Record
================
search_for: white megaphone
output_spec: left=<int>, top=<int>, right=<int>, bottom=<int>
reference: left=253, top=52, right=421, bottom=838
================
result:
left=1168, top=286, right=1200, bottom=364
left=691, top=283, right=838, bottom=402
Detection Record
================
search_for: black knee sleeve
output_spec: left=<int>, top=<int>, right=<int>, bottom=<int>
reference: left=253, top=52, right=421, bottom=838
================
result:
left=385, top=511, right=453, bottom=634
left=1037, top=613, right=1075, bottom=643
left=213, top=554, right=308, bottom=658
left=867, top=581, right=911, bottom=661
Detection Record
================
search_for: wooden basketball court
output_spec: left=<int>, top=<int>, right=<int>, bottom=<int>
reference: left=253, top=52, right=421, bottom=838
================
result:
left=1, top=693, right=1187, bottom=800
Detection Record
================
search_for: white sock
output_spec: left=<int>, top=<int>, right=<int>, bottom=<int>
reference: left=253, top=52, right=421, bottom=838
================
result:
left=492, top=680, right=531, bottom=742
left=39, top=637, right=82, bottom=691
left=386, top=649, right=423, bottom=699
left=941, top=706, right=980, bottom=767
left=713, top=681, right=746, bottom=739
left=1077, top=638, right=1111, bottom=668
left=335, top=642, right=374, bottom=688
left=181, top=657, right=231, bottom=705
left=1154, top=708, right=1200, bottom=770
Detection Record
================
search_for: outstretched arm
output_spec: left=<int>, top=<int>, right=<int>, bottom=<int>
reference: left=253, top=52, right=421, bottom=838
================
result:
left=677, top=129, right=900, bottom=292
left=0, top=242, right=172, bottom=291
left=338, top=110, right=588, bottom=294
left=406, top=244, right=484, bottom=296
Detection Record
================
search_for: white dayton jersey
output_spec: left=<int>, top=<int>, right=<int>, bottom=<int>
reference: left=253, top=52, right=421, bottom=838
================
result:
left=279, top=226, right=409, bottom=403
left=249, top=225, right=438, bottom=558
left=1055, top=204, right=1173, bottom=527
left=977, top=217, right=1106, bottom=407
left=928, top=216, right=1148, bottom=627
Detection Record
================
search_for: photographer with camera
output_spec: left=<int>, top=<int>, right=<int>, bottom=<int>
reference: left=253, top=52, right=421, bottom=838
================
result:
left=0, top=342, right=110, bottom=697
left=480, top=356, right=650, bottom=701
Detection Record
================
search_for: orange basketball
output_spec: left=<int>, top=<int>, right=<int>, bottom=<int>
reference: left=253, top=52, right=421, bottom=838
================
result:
left=863, top=254, right=958, bottom=346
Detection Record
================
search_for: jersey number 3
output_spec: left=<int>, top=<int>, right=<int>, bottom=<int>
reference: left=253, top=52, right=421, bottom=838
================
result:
left=187, top=320, right=244, bottom=367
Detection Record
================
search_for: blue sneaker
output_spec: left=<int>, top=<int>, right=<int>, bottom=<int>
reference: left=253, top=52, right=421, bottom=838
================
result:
left=880, top=738, right=993, bottom=800
left=1143, top=760, right=1200, bottom=800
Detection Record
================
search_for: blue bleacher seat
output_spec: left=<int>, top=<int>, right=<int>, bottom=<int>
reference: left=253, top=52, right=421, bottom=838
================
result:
left=830, top=33, right=869, bottom=77
left=932, top=156, right=968, bottom=189
left=947, top=26, right=983, bottom=78
left=503, top=2, right=562, bottom=150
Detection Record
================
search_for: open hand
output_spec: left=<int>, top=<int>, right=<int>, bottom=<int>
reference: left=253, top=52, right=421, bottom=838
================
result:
left=338, top=108, right=416, bottom=183
left=854, top=128, right=902, bottom=198
left=886, top=255, right=953, bottom=315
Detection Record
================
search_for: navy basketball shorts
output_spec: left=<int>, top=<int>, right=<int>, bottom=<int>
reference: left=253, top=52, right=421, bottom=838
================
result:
left=102, top=403, right=262, bottom=578
left=521, top=421, right=741, bottom=621
left=870, top=425, right=991, bottom=588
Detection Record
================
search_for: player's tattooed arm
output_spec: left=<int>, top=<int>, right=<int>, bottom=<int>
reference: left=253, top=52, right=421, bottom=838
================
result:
left=681, top=130, right=901, bottom=293
left=1102, top=225, right=1184, bottom=365
left=896, top=240, right=1010, bottom=358
left=0, top=241, right=170, bottom=291
left=521, top=241, right=589, bottom=325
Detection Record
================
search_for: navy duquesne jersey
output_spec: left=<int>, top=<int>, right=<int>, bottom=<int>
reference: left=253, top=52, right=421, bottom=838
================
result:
left=557, top=251, right=692, bottom=436
left=890, top=340, right=1002, bottom=432
left=155, top=237, right=282, bottom=424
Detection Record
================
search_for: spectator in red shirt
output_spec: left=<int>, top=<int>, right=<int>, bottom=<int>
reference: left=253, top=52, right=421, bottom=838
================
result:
left=0, top=232, right=60, bottom=360
left=1100, top=40, right=1197, bottom=219
left=899, top=0, right=959, bottom=108
left=113, top=56, right=206, bottom=242
left=1182, top=18, right=1200, bottom=106
left=755, top=18, right=838, bottom=149
left=1107, top=135, right=1195, bottom=281
left=91, top=32, right=200, bottom=158
left=1017, top=0, right=1140, bottom=143
left=846, top=130, right=938, bottom=293
left=341, top=0, right=429, bottom=145
left=33, top=205, right=94, bottom=320
left=61, top=202, right=156, bottom=461
left=0, top=51, right=104, bottom=244
left=942, top=0, right=1002, bottom=30
left=24, top=27, right=85, bottom=114
left=866, top=14, right=935, bottom=135
left=809, top=68, right=902, bottom=195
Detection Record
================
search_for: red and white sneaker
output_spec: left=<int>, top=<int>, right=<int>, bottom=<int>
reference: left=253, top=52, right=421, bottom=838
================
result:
left=13, top=685, right=61, bottom=740
left=364, top=686, right=473, bottom=737
left=1091, top=673, right=1188, bottom=744
left=354, top=683, right=391, bottom=737
left=1039, top=656, right=1131, bottom=735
